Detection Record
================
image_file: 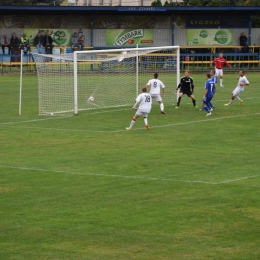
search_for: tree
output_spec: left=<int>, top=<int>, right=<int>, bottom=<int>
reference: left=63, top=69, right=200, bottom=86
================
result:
left=151, top=0, right=163, bottom=6
left=164, top=0, right=181, bottom=6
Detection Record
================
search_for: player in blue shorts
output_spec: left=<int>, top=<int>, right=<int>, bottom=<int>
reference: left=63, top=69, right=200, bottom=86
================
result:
left=202, top=73, right=214, bottom=116
left=207, top=69, right=217, bottom=111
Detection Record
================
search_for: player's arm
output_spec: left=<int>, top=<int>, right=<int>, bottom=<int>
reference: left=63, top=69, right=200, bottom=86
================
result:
left=210, top=58, right=216, bottom=65
left=225, top=59, right=231, bottom=68
left=203, top=88, right=208, bottom=100
left=240, top=79, right=250, bottom=87
left=190, top=78, right=194, bottom=93
left=161, top=82, right=165, bottom=96
left=176, top=79, right=182, bottom=90
left=133, top=95, right=140, bottom=109
left=145, top=80, right=151, bottom=89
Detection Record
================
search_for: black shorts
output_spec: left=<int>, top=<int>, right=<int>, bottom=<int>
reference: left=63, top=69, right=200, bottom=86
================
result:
left=180, top=88, right=192, bottom=97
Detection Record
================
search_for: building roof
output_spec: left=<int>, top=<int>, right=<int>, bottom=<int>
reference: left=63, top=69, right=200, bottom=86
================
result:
left=1, top=5, right=260, bottom=15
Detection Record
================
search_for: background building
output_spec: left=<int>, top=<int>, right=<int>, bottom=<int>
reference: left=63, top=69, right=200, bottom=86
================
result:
left=70, top=0, right=181, bottom=6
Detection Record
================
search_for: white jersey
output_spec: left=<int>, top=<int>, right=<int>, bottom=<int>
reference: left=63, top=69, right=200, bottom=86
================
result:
left=237, top=75, right=249, bottom=89
left=135, top=93, right=152, bottom=113
left=147, top=79, right=165, bottom=95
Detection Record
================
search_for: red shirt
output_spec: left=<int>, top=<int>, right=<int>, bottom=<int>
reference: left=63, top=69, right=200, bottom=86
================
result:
left=211, top=57, right=230, bottom=69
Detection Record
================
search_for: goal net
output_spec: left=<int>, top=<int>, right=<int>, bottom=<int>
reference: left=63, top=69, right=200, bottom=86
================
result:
left=32, top=46, right=180, bottom=115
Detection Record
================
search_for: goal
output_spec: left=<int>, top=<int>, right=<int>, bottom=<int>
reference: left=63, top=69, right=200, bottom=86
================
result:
left=32, top=46, right=180, bottom=115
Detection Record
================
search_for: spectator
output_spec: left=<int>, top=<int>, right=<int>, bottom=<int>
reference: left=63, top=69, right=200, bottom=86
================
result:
left=1, top=33, right=11, bottom=54
left=43, top=32, right=53, bottom=54
left=20, top=33, right=30, bottom=54
left=34, top=32, right=44, bottom=54
left=71, top=32, right=83, bottom=51
left=10, top=33, right=19, bottom=54
left=239, top=32, right=248, bottom=53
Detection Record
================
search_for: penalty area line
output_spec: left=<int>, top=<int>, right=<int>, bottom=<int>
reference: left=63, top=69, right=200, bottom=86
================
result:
left=0, top=165, right=259, bottom=185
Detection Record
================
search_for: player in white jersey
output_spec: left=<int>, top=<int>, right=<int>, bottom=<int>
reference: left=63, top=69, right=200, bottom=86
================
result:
left=126, top=87, right=152, bottom=130
left=146, top=72, right=166, bottom=114
left=224, top=70, right=249, bottom=106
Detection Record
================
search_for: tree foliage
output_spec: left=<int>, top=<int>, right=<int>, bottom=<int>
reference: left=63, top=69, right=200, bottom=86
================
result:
left=151, top=0, right=163, bottom=6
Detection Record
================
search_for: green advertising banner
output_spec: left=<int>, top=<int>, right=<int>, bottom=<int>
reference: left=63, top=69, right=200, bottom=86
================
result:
left=187, top=29, right=233, bottom=45
left=24, top=29, right=72, bottom=46
left=106, top=29, right=153, bottom=46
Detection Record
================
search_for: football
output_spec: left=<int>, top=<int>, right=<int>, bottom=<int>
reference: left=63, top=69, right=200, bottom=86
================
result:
left=88, top=96, right=94, bottom=102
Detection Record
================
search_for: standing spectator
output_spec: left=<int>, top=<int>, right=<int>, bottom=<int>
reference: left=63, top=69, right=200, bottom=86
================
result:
left=239, top=32, right=248, bottom=53
left=43, top=32, right=53, bottom=54
left=1, top=33, right=11, bottom=54
left=71, top=32, right=83, bottom=51
left=10, top=33, right=19, bottom=54
left=34, top=32, right=44, bottom=54
left=175, top=70, right=197, bottom=109
left=20, top=33, right=30, bottom=54
left=210, top=52, right=231, bottom=87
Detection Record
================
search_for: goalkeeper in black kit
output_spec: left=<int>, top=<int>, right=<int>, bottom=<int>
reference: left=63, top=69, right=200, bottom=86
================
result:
left=175, top=70, right=197, bottom=108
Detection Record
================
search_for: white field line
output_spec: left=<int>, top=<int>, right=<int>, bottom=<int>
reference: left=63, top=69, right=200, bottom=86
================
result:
left=0, top=113, right=259, bottom=133
left=0, top=96, right=258, bottom=126
left=0, top=165, right=259, bottom=185
left=0, top=108, right=131, bottom=126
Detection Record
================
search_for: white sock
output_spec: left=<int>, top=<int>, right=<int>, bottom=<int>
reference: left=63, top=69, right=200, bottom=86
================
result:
left=129, top=120, right=135, bottom=128
left=144, top=117, right=148, bottom=125
left=220, top=79, right=223, bottom=86
left=228, top=99, right=234, bottom=105
left=236, top=96, right=241, bottom=101
left=160, top=103, right=164, bottom=112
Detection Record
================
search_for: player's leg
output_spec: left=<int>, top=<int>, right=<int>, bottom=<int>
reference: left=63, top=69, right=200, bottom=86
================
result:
left=176, top=91, right=184, bottom=108
left=158, top=100, right=166, bottom=114
left=143, top=113, right=150, bottom=130
left=202, top=98, right=211, bottom=115
left=207, top=97, right=214, bottom=111
left=224, top=89, right=238, bottom=106
left=219, top=70, right=224, bottom=87
left=154, top=95, right=165, bottom=114
left=126, top=114, right=139, bottom=130
left=236, top=95, right=243, bottom=105
left=234, top=89, right=244, bottom=104
left=190, top=93, right=197, bottom=107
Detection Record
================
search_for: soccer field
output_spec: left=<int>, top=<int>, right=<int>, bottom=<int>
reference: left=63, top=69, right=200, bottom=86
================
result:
left=1, top=72, right=260, bottom=259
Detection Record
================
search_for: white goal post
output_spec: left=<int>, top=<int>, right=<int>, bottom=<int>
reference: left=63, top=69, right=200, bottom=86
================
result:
left=32, top=46, right=180, bottom=115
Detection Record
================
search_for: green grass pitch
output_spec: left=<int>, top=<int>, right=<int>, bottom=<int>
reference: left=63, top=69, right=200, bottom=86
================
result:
left=0, top=72, right=260, bottom=260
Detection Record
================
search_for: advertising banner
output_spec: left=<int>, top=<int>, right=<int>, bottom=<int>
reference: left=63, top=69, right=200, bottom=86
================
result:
left=187, top=29, right=233, bottom=45
left=186, top=16, right=249, bottom=29
left=106, top=29, right=153, bottom=46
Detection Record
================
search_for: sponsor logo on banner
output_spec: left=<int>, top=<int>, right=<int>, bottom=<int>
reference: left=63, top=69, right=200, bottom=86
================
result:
left=2, top=16, right=34, bottom=28
left=100, top=17, right=130, bottom=29
left=187, top=29, right=233, bottom=45
left=106, top=29, right=153, bottom=46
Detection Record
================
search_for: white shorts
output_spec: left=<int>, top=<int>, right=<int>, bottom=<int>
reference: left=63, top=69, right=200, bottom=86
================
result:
left=232, top=86, right=244, bottom=97
left=135, top=110, right=149, bottom=117
left=150, top=94, right=162, bottom=102
left=215, top=68, right=223, bottom=76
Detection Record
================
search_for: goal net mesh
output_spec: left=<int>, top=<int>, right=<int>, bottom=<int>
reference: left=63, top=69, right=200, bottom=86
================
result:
left=33, top=47, right=179, bottom=115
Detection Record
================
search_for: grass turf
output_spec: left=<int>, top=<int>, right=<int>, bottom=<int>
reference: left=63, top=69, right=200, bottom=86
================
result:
left=0, top=72, right=260, bottom=259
